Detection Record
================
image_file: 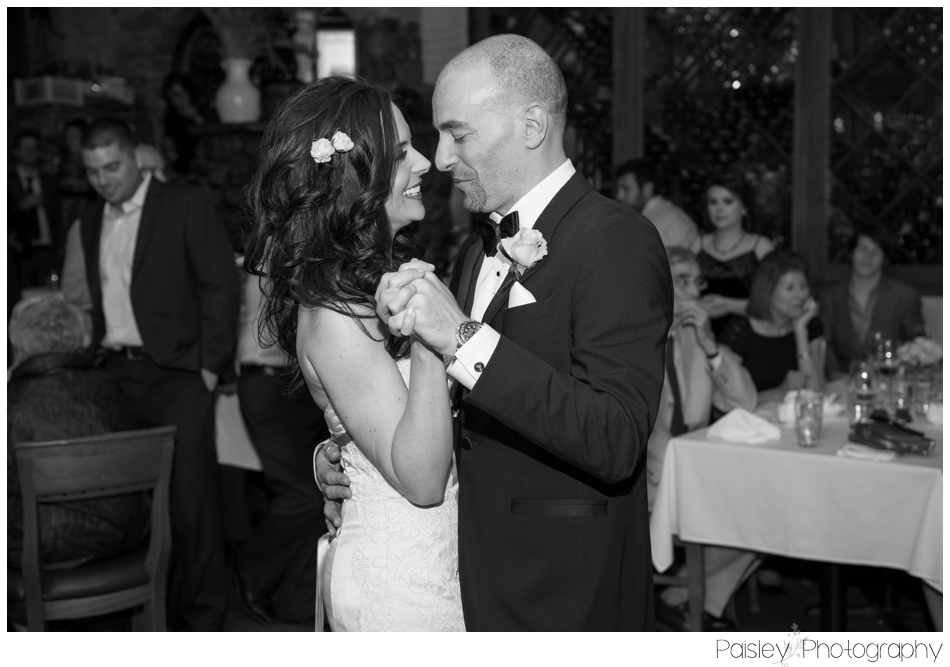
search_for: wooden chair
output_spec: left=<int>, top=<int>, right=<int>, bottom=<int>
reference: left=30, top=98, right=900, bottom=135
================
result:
left=653, top=538, right=705, bottom=631
left=7, top=426, right=175, bottom=631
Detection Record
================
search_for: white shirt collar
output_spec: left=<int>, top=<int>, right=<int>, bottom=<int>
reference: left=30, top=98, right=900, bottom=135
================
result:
left=493, top=159, right=576, bottom=230
left=111, top=171, right=152, bottom=216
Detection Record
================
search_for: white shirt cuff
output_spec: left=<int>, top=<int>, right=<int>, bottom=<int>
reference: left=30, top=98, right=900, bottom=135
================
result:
left=446, top=325, right=500, bottom=390
left=709, top=351, right=723, bottom=371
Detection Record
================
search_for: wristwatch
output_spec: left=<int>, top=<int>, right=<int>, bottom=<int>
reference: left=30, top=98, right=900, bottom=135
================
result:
left=455, top=320, right=483, bottom=351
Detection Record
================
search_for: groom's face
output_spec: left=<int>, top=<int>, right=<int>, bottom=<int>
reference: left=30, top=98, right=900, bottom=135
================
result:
left=433, top=63, right=523, bottom=215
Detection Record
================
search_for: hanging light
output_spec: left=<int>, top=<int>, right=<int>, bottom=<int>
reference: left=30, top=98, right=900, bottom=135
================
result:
left=316, top=8, right=357, bottom=79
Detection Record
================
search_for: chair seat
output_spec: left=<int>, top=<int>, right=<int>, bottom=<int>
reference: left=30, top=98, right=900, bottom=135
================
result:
left=9, top=547, right=149, bottom=603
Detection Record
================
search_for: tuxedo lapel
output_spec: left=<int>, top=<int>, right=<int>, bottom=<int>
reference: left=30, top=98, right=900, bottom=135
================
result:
left=481, top=171, right=593, bottom=327
left=453, top=234, right=484, bottom=317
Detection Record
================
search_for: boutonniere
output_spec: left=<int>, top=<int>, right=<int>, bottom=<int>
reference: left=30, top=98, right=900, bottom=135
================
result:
left=497, top=229, right=548, bottom=278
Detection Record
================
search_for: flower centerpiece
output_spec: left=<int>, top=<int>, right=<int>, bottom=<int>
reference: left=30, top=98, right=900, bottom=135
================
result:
left=897, top=336, right=943, bottom=367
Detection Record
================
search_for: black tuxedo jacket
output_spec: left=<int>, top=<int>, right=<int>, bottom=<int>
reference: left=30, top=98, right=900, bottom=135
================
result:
left=79, top=178, right=239, bottom=375
left=450, top=171, right=672, bottom=630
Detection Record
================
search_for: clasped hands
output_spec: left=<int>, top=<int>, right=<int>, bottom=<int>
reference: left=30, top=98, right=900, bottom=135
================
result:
left=375, top=259, right=466, bottom=358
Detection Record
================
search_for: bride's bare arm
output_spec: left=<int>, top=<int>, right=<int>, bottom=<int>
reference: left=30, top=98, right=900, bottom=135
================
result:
left=299, top=306, right=453, bottom=506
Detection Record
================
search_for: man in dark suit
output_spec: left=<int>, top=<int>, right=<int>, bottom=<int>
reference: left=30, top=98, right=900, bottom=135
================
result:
left=8, top=129, right=62, bottom=288
left=76, top=118, right=239, bottom=630
left=323, top=34, right=671, bottom=630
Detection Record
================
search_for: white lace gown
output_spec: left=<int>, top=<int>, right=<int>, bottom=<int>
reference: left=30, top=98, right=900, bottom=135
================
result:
left=320, top=357, right=465, bottom=631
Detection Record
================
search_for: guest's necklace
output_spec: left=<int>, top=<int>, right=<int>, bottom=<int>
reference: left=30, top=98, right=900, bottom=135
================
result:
left=713, top=230, right=746, bottom=256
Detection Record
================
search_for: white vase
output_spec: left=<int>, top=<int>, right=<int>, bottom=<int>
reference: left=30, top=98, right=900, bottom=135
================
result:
left=215, top=57, right=261, bottom=124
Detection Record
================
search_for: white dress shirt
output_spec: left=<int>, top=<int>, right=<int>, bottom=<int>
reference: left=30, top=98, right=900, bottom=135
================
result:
left=449, top=159, right=576, bottom=389
left=100, top=172, right=151, bottom=348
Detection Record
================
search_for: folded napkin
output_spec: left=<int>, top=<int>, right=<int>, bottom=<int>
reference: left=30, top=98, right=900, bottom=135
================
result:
left=837, top=444, right=898, bottom=463
left=708, top=408, right=782, bottom=444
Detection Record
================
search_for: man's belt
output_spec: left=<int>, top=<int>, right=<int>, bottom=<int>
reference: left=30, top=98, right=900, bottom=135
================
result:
left=105, top=345, right=146, bottom=360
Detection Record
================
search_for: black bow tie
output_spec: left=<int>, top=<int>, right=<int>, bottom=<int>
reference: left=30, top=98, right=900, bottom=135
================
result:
left=477, top=211, right=520, bottom=257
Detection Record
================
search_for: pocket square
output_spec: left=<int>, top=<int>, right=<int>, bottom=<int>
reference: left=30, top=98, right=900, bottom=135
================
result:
left=508, top=281, right=537, bottom=309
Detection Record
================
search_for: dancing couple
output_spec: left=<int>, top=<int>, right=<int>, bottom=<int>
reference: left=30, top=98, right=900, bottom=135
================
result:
left=244, top=34, right=672, bottom=631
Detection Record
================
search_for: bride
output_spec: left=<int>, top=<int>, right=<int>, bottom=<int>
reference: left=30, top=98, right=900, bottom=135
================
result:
left=243, top=76, right=464, bottom=631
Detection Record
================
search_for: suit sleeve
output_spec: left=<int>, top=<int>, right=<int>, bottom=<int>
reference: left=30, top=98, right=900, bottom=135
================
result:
left=466, top=212, right=673, bottom=483
left=184, top=187, right=239, bottom=376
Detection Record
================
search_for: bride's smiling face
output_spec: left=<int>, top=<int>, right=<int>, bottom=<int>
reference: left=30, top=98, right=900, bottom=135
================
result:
left=386, top=104, right=431, bottom=235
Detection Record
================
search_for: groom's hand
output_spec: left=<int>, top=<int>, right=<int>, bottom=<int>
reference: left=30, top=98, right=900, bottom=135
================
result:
left=315, top=443, right=350, bottom=537
left=377, top=267, right=465, bottom=357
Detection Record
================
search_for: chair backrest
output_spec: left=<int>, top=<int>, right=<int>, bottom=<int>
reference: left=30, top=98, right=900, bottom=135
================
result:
left=14, top=426, right=175, bottom=607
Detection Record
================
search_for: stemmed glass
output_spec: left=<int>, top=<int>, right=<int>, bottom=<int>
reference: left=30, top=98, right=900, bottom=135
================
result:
left=848, top=360, right=877, bottom=425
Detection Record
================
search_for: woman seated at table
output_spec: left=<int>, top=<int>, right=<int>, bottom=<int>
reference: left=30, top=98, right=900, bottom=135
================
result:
left=719, top=249, right=826, bottom=404
left=819, top=223, right=924, bottom=379
left=692, top=171, right=775, bottom=334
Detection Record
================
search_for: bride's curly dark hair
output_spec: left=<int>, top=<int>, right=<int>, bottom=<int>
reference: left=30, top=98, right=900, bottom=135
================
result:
left=243, top=76, right=422, bottom=386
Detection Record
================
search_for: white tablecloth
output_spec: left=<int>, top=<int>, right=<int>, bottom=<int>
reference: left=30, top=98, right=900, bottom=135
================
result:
left=650, top=407, right=943, bottom=592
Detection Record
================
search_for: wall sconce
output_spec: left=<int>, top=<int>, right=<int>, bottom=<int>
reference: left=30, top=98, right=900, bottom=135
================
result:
left=316, top=8, right=357, bottom=79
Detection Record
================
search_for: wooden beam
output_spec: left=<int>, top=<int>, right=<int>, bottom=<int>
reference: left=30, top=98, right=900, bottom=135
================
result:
left=792, top=8, right=832, bottom=281
left=612, top=7, right=644, bottom=169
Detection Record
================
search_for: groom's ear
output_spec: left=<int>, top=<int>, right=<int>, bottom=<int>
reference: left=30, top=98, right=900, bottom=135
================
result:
left=524, top=104, right=548, bottom=149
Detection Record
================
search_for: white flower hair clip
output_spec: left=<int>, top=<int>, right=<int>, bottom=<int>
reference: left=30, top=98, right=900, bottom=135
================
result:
left=311, top=131, right=355, bottom=165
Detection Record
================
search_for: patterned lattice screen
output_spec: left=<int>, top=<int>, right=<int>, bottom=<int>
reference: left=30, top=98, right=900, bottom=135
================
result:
left=643, top=7, right=798, bottom=243
left=828, top=8, right=942, bottom=266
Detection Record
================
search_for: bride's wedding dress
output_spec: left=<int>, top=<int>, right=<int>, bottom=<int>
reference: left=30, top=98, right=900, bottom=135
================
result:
left=317, top=357, right=465, bottom=631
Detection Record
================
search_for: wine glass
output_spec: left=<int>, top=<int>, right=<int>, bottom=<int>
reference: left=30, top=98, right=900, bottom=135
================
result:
left=848, top=360, right=877, bottom=425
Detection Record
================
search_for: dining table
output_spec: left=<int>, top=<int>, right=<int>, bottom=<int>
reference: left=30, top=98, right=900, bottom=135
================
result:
left=650, top=385, right=943, bottom=630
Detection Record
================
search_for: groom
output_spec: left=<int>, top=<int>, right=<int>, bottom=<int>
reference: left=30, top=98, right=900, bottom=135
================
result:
left=324, top=34, right=671, bottom=630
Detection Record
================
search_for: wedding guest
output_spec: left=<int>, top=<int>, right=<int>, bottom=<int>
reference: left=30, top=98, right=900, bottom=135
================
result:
left=8, top=294, right=150, bottom=571
left=162, top=73, right=207, bottom=174
left=719, top=249, right=825, bottom=404
left=9, top=129, right=62, bottom=288
left=820, top=224, right=924, bottom=378
left=693, top=171, right=774, bottom=333
left=231, top=270, right=330, bottom=625
left=75, top=117, right=239, bottom=631
left=649, top=247, right=760, bottom=631
left=614, top=159, right=699, bottom=249
left=57, top=118, right=97, bottom=231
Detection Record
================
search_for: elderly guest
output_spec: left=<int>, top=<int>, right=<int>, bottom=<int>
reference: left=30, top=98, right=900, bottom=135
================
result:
left=719, top=249, right=826, bottom=404
left=8, top=295, right=149, bottom=570
left=820, top=224, right=924, bottom=378
left=650, top=247, right=760, bottom=631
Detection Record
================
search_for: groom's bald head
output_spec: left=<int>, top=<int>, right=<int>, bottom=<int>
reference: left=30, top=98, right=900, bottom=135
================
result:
left=438, top=34, right=568, bottom=133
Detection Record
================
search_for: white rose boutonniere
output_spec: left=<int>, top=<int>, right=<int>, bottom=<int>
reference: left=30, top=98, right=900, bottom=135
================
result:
left=497, top=229, right=548, bottom=278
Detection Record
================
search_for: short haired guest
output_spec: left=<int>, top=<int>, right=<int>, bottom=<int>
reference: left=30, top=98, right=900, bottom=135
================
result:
left=70, top=117, right=239, bottom=630
left=614, top=159, right=700, bottom=249
left=820, top=224, right=925, bottom=378
left=719, top=249, right=825, bottom=404
left=8, top=295, right=150, bottom=572
left=649, top=247, right=760, bottom=631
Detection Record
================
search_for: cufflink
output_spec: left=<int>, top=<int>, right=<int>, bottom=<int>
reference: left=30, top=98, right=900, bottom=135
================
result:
left=474, top=362, right=485, bottom=373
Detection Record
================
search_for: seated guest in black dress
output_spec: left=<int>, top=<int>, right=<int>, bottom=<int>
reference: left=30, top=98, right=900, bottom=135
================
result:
left=8, top=294, right=150, bottom=570
left=720, top=249, right=826, bottom=403
left=693, top=171, right=775, bottom=334
left=820, top=224, right=924, bottom=379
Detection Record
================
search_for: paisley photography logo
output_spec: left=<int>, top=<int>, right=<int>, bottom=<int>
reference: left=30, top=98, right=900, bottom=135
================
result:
left=715, top=624, right=944, bottom=664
